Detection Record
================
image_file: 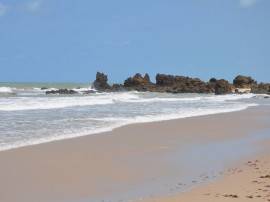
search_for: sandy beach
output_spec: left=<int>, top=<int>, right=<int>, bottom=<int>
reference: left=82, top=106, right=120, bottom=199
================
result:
left=1, top=106, right=270, bottom=202
left=137, top=145, right=270, bottom=202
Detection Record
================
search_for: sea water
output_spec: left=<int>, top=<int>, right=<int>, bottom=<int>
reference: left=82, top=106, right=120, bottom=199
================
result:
left=0, top=82, right=267, bottom=151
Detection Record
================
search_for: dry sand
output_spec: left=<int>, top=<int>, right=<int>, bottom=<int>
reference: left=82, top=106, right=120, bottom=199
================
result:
left=0, top=106, right=270, bottom=202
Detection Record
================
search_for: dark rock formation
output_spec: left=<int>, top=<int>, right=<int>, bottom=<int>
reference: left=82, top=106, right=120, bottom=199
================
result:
left=90, top=71, right=269, bottom=95
left=155, top=74, right=211, bottom=93
left=41, top=87, right=49, bottom=90
left=209, top=78, right=218, bottom=83
left=251, top=83, right=270, bottom=94
left=233, top=75, right=256, bottom=88
left=46, top=89, right=78, bottom=94
left=156, top=74, right=180, bottom=87
left=83, top=90, right=96, bottom=94
left=111, top=84, right=125, bottom=92
left=215, top=79, right=233, bottom=95
left=124, top=73, right=155, bottom=91
left=93, top=72, right=111, bottom=91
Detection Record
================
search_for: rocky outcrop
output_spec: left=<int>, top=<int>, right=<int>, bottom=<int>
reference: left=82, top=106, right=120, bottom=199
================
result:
left=215, top=79, right=233, bottom=95
left=93, top=72, right=111, bottom=91
left=124, top=73, right=155, bottom=91
left=83, top=90, right=96, bottom=94
left=155, top=74, right=211, bottom=93
left=111, top=84, right=125, bottom=92
left=89, top=72, right=269, bottom=95
left=45, top=89, right=78, bottom=94
left=233, top=75, right=256, bottom=88
left=209, top=78, right=218, bottom=83
left=251, top=83, right=270, bottom=94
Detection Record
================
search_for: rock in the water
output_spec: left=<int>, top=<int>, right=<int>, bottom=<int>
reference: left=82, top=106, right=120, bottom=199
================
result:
left=233, top=75, right=256, bottom=88
left=111, top=84, right=125, bottom=92
left=209, top=78, right=218, bottom=83
left=155, top=74, right=210, bottom=93
left=83, top=90, right=96, bottom=94
left=93, top=72, right=111, bottom=91
left=156, top=74, right=181, bottom=87
left=124, top=73, right=155, bottom=91
left=45, top=89, right=77, bottom=94
left=215, top=79, right=232, bottom=95
left=251, top=83, right=270, bottom=94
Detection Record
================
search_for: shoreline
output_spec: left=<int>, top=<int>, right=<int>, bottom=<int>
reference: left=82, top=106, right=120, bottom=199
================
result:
left=1, top=105, right=270, bottom=201
left=0, top=97, right=257, bottom=152
left=137, top=146, right=270, bottom=202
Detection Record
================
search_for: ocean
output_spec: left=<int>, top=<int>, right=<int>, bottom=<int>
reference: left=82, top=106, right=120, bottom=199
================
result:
left=0, top=82, right=268, bottom=151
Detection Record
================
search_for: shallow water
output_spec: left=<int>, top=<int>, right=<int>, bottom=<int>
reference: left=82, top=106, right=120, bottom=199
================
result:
left=0, top=82, right=267, bottom=151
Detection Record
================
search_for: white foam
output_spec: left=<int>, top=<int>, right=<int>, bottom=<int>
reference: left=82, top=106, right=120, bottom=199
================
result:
left=0, top=92, right=257, bottom=111
left=0, top=102, right=257, bottom=151
left=72, top=86, right=97, bottom=93
left=0, top=87, right=13, bottom=94
left=0, top=91, right=260, bottom=151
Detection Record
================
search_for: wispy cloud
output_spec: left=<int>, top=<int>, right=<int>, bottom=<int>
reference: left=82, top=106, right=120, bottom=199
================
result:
left=0, top=3, right=9, bottom=17
left=239, top=0, right=261, bottom=7
left=26, top=0, right=42, bottom=12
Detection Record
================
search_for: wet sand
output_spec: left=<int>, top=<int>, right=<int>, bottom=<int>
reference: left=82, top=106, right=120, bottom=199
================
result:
left=137, top=147, right=270, bottom=202
left=0, top=106, right=270, bottom=202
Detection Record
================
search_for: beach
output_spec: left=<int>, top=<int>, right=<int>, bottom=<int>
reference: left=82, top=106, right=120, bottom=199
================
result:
left=138, top=150, right=270, bottom=202
left=2, top=0, right=270, bottom=200
left=0, top=105, right=270, bottom=202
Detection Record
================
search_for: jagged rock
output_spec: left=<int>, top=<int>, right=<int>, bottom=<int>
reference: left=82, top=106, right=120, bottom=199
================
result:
left=209, top=78, right=218, bottom=83
left=41, top=87, right=49, bottom=90
left=124, top=73, right=155, bottom=91
left=215, top=79, right=233, bottom=95
left=155, top=74, right=210, bottom=93
left=111, top=84, right=125, bottom=92
left=251, top=83, right=270, bottom=94
left=90, top=71, right=267, bottom=95
left=144, top=73, right=150, bottom=83
left=233, top=75, right=256, bottom=88
left=93, top=72, right=111, bottom=91
left=45, top=89, right=78, bottom=94
left=156, top=74, right=184, bottom=87
left=83, top=90, right=96, bottom=94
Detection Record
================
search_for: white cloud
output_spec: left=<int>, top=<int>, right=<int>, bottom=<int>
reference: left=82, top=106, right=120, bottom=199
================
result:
left=239, top=0, right=260, bottom=7
left=26, top=0, right=42, bottom=12
left=0, top=3, right=9, bottom=17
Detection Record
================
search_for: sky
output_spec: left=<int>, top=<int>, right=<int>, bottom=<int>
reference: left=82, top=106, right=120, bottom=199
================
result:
left=0, top=0, right=270, bottom=83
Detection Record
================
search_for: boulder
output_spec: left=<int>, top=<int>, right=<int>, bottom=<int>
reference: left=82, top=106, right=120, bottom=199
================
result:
left=93, top=72, right=111, bottom=91
left=209, top=78, right=218, bottom=83
left=45, top=89, right=78, bottom=94
left=215, top=79, right=233, bottom=95
left=111, top=84, right=125, bottom=92
left=155, top=74, right=210, bottom=93
left=233, top=75, right=256, bottom=88
left=156, top=74, right=184, bottom=87
left=83, top=90, right=96, bottom=94
left=251, top=83, right=270, bottom=94
left=124, top=73, right=155, bottom=91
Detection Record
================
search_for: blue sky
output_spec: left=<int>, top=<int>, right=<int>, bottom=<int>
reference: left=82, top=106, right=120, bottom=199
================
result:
left=0, top=0, right=269, bottom=83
